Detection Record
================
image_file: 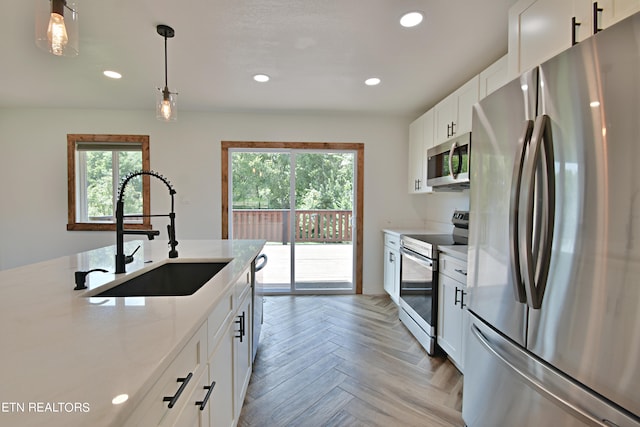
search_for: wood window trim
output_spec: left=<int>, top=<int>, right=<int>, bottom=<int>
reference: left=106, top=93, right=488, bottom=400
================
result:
left=67, top=134, right=151, bottom=231
left=220, top=141, right=365, bottom=294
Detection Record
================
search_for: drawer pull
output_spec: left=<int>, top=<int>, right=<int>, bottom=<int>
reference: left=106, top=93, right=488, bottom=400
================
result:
left=454, top=268, right=467, bottom=276
left=195, top=380, right=216, bottom=410
left=163, top=372, right=193, bottom=408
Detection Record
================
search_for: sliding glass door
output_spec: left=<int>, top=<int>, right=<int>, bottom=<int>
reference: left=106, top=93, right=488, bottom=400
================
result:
left=229, top=149, right=355, bottom=294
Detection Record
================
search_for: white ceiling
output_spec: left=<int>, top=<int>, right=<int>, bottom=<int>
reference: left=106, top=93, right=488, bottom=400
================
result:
left=3, top=0, right=519, bottom=117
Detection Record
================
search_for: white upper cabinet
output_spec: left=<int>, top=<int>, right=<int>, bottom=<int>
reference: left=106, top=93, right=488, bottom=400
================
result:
left=598, top=0, right=640, bottom=27
left=479, top=55, right=509, bottom=99
left=408, top=110, right=434, bottom=194
left=508, top=0, right=640, bottom=78
left=434, top=76, right=479, bottom=145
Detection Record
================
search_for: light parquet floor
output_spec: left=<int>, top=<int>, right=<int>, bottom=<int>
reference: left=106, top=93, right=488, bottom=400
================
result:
left=238, top=295, right=464, bottom=427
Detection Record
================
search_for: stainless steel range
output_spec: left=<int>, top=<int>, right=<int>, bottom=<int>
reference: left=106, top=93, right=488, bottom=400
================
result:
left=398, top=211, right=468, bottom=355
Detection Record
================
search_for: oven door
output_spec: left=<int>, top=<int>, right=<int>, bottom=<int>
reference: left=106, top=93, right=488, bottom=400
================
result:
left=399, top=247, right=437, bottom=354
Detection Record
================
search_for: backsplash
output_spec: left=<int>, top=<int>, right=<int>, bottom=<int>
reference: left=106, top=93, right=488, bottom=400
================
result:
left=412, top=190, right=470, bottom=233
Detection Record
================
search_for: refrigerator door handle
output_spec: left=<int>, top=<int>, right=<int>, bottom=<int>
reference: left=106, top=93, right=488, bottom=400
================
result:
left=470, top=324, right=612, bottom=427
left=508, top=119, right=534, bottom=303
left=520, top=114, right=555, bottom=309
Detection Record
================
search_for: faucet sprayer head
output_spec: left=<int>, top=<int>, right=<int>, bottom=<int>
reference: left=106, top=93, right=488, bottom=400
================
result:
left=117, top=170, right=176, bottom=202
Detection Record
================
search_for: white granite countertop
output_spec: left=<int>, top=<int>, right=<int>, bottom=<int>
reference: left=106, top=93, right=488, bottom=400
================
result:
left=438, top=245, right=468, bottom=261
left=0, top=239, right=265, bottom=427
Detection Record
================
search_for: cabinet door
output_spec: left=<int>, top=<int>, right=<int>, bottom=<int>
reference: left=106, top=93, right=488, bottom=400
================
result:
left=421, top=109, right=435, bottom=193
left=454, top=76, right=479, bottom=135
left=172, top=369, right=210, bottom=427
left=479, top=55, right=509, bottom=99
left=509, top=0, right=575, bottom=76
left=434, top=96, right=456, bottom=144
left=383, top=245, right=400, bottom=304
left=599, top=0, right=640, bottom=28
left=209, top=322, right=235, bottom=427
left=234, top=295, right=253, bottom=420
left=408, top=114, right=425, bottom=193
left=437, top=274, right=463, bottom=367
left=383, top=246, right=395, bottom=297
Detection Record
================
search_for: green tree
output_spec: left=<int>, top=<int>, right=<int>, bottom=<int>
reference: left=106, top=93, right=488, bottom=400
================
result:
left=85, top=150, right=142, bottom=218
left=231, top=152, right=353, bottom=210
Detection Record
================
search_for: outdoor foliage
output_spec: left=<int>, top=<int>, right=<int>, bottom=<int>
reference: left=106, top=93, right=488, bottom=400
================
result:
left=85, top=150, right=143, bottom=218
left=232, top=152, right=354, bottom=210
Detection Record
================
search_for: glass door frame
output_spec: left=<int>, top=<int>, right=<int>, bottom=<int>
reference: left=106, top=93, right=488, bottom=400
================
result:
left=221, top=141, right=364, bottom=294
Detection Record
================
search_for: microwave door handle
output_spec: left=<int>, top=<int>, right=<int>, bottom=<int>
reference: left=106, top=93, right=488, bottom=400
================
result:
left=448, top=141, right=460, bottom=179
left=509, top=120, right=533, bottom=304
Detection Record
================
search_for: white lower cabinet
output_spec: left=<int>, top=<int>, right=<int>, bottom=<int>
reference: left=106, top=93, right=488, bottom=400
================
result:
left=437, top=253, right=468, bottom=372
left=383, top=233, right=401, bottom=304
left=123, top=324, right=208, bottom=427
left=125, top=266, right=253, bottom=427
left=233, top=289, right=253, bottom=421
left=173, top=368, right=211, bottom=427
left=208, top=321, right=235, bottom=427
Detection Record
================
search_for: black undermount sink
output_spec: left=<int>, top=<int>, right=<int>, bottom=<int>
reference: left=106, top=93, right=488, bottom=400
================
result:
left=92, top=262, right=229, bottom=297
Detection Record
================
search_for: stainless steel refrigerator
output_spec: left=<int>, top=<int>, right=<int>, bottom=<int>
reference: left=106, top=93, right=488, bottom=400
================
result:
left=464, top=11, right=640, bottom=427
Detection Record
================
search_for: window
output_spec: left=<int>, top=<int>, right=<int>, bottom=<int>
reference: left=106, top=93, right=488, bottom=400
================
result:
left=67, top=134, right=151, bottom=231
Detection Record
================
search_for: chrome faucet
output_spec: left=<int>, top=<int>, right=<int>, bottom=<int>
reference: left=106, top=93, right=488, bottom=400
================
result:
left=115, top=170, right=178, bottom=274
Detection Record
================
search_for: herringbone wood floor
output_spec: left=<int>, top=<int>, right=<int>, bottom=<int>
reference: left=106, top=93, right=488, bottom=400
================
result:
left=238, top=295, right=464, bottom=427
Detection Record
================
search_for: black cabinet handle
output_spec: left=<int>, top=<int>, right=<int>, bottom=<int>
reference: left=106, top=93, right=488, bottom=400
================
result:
left=163, top=372, right=193, bottom=408
left=593, top=2, right=603, bottom=34
left=454, top=268, right=467, bottom=276
left=451, top=121, right=456, bottom=137
left=454, top=286, right=460, bottom=306
left=235, top=312, right=246, bottom=342
left=572, top=16, right=581, bottom=46
left=461, top=290, right=467, bottom=309
left=195, top=380, right=216, bottom=411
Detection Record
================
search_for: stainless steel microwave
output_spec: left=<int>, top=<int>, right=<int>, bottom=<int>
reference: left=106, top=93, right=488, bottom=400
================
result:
left=426, top=132, right=470, bottom=190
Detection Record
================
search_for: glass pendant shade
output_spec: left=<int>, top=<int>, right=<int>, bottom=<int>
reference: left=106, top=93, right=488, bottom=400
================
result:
left=156, top=87, right=177, bottom=121
left=35, top=0, right=79, bottom=57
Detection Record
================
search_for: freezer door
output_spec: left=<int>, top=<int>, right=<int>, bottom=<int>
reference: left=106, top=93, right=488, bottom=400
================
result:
left=463, top=313, right=639, bottom=427
left=528, top=12, right=640, bottom=418
left=467, top=70, right=537, bottom=347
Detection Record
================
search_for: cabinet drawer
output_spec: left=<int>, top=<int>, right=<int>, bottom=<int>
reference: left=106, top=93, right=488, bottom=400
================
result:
left=125, top=323, right=207, bottom=426
left=171, top=367, right=211, bottom=427
left=233, top=268, right=251, bottom=308
left=439, top=254, right=468, bottom=284
left=207, top=291, right=233, bottom=359
left=384, top=233, right=400, bottom=250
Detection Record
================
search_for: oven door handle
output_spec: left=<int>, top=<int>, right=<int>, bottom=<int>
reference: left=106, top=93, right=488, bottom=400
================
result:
left=400, top=247, right=434, bottom=269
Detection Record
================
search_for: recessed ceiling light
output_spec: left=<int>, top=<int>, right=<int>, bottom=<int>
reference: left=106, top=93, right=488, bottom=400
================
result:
left=365, top=77, right=381, bottom=86
left=103, top=70, right=122, bottom=79
left=253, top=74, right=270, bottom=83
left=400, top=12, right=423, bottom=28
left=111, top=394, right=129, bottom=405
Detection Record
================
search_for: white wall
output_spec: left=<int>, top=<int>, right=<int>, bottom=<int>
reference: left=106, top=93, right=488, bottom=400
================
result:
left=0, top=107, right=425, bottom=294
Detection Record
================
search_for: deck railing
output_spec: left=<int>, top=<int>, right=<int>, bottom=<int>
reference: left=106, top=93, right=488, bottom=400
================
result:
left=233, top=209, right=352, bottom=243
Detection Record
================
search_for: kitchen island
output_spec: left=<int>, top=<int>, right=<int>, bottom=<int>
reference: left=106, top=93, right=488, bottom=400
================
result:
left=0, top=239, right=265, bottom=427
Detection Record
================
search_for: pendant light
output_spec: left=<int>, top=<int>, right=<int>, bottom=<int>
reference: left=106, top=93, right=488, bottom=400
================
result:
left=156, top=24, right=178, bottom=121
left=35, top=0, right=79, bottom=57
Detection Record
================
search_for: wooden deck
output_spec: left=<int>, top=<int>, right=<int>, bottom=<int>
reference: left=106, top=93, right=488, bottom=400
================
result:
left=258, top=243, right=354, bottom=292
